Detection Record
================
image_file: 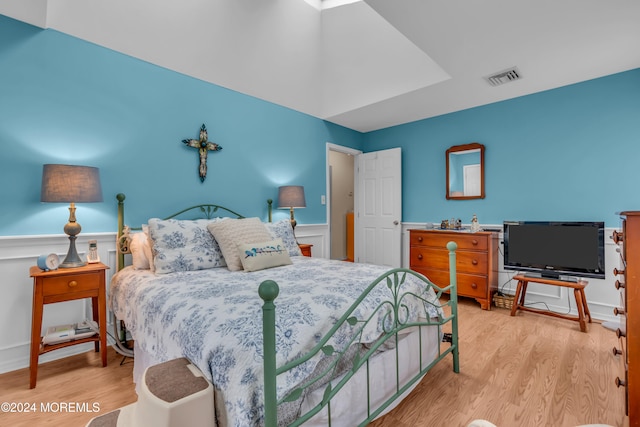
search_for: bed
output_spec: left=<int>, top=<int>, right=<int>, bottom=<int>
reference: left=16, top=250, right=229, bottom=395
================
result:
left=111, top=193, right=459, bottom=426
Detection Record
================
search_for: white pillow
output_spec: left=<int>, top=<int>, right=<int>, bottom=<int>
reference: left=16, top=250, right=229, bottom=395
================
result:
left=130, top=231, right=151, bottom=270
left=141, top=225, right=155, bottom=271
left=264, top=219, right=302, bottom=257
left=207, top=217, right=272, bottom=271
left=237, top=238, right=292, bottom=272
left=148, top=218, right=226, bottom=274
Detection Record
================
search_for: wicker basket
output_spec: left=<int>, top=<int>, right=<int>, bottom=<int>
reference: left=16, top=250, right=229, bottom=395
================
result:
left=493, top=293, right=515, bottom=310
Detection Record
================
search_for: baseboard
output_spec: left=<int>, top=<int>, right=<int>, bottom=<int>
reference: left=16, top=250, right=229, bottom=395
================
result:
left=0, top=341, right=96, bottom=374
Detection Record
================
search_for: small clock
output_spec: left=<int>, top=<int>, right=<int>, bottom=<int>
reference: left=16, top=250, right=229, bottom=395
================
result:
left=37, top=253, right=60, bottom=271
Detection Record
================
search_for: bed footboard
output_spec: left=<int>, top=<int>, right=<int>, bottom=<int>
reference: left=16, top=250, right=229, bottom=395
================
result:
left=260, top=242, right=459, bottom=427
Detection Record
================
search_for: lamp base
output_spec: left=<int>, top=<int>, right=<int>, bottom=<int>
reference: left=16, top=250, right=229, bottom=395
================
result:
left=288, top=208, right=300, bottom=244
left=60, top=235, right=86, bottom=268
left=60, top=260, right=86, bottom=269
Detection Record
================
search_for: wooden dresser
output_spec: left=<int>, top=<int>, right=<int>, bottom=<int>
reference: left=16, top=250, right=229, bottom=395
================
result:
left=613, top=211, right=640, bottom=425
left=409, top=229, right=499, bottom=310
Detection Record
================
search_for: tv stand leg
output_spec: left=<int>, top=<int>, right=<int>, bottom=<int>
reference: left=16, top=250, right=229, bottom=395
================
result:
left=510, top=279, right=525, bottom=317
left=579, top=288, right=592, bottom=323
left=574, top=288, right=587, bottom=332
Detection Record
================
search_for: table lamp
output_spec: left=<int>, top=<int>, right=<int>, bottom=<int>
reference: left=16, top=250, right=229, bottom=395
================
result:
left=41, top=164, right=103, bottom=268
left=277, top=185, right=306, bottom=231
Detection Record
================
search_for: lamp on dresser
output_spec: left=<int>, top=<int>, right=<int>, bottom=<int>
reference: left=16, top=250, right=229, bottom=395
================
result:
left=277, top=185, right=306, bottom=231
left=41, top=164, right=103, bottom=268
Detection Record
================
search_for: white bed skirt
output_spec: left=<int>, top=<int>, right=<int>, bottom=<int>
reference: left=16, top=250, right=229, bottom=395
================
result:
left=301, top=324, right=440, bottom=426
left=131, top=324, right=441, bottom=426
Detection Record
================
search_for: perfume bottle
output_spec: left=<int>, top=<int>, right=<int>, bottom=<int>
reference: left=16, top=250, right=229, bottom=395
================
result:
left=87, top=240, right=100, bottom=263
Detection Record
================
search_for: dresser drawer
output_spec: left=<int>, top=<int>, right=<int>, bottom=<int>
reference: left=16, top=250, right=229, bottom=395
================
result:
left=42, top=272, right=100, bottom=297
left=410, top=231, right=488, bottom=251
left=414, top=268, right=488, bottom=299
left=410, top=246, right=488, bottom=275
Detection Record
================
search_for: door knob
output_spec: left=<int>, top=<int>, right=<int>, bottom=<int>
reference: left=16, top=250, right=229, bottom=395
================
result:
left=393, top=220, right=399, bottom=225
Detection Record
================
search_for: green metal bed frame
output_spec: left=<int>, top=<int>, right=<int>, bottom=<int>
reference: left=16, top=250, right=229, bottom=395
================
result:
left=115, top=193, right=459, bottom=426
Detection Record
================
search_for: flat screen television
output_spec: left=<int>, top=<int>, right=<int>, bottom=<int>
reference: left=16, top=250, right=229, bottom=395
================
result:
left=503, top=221, right=605, bottom=280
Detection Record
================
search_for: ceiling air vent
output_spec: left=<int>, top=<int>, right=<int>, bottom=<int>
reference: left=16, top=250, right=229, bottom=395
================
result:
left=484, top=67, right=522, bottom=87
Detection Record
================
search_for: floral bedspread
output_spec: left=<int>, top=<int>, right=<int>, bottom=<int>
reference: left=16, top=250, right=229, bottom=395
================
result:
left=110, top=257, right=442, bottom=426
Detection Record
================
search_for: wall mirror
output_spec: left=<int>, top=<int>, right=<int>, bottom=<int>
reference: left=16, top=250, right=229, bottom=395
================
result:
left=446, top=142, right=485, bottom=200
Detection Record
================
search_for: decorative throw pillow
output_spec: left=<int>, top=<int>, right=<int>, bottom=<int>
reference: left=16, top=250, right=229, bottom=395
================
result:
left=130, top=231, right=151, bottom=270
left=264, top=219, right=302, bottom=256
left=141, top=225, right=155, bottom=271
left=237, top=238, right=292, bottom=272
left=207, top=217, right=272, bottom=271
left=148, top=218, right=226, bottom=274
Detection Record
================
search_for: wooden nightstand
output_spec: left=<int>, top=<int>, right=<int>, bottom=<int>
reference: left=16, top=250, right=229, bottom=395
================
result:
left=28, top=262, right=109, bottom=388
left=299, top=244, right=313, bottom=257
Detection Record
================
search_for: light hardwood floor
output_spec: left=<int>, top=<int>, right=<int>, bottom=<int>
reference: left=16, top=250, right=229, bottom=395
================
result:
left=0, top=298, right=627, bottom=427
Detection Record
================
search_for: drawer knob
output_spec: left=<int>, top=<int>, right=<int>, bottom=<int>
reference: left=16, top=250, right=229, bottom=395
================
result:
left=614, top=307, right=625, bottom=316
left=470, top=283, right=478, bottom=289
left=615, top=377, right=626, bottom=388
left=471, top=239, right=478, bottom=245
left=417, top=254, right=423, bottom=260
left=616, top=328, right=626, bottom=339
left=417, top=236, right=423, bottom=242
left=613, top=347, right=623, bottom=356
left=615, top=280, right=625, bottom=290
left=68, top=280, right=78, bottom=288
left=471, top=259, right=478, bottom=265
left=613, top=268, right=625, bottom=276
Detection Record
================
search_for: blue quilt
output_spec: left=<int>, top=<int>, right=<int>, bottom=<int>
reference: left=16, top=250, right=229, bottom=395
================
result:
left=110, top=257, right=442, bottom=426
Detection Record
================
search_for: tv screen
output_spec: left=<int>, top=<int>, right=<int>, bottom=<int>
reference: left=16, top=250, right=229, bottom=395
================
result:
left=503, top=221, right=605, bottom=280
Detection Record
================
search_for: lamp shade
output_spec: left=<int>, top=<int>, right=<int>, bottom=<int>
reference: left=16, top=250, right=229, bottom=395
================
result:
left=41, top=164, right=103, bottom=203
left=277, top=186, right=306, bottom=209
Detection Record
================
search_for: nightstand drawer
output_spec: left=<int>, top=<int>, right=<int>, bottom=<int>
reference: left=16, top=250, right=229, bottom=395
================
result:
left=42, top=273, right=100, bottom=297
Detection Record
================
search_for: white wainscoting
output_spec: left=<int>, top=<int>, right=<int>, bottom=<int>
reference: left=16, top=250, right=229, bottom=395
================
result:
left=401, top=223, right=622, bottom=323
left=295, top=223, right=329, bottom=259
left=0, top=226, right=330, bottom=375
left=0, top=233, right=118, bottom=374
left=1, top=222, right=620, bottom=374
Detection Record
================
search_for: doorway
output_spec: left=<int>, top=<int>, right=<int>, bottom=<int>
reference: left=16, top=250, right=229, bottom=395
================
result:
left=326, top=143, right=361, bottom=261
left=326, top=144, right=402, bottom=266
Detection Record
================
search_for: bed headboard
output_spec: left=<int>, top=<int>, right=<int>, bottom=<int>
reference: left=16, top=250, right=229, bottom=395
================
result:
left=116, top=193, right=272, bottom=270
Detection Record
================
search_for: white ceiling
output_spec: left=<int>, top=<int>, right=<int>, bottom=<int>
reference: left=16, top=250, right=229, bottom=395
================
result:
left=2, top=0, right=639, bottom=132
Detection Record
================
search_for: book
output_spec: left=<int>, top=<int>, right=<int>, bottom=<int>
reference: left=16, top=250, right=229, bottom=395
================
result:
left=42, top=322, right=97, bottom=345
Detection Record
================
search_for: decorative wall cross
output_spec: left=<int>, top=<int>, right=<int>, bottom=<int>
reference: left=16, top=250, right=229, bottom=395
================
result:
left=182, top=124, right=222, bottom=182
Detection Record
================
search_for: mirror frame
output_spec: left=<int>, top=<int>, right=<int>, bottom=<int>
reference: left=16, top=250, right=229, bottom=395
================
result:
left=446, top=142, right=485, bottom=200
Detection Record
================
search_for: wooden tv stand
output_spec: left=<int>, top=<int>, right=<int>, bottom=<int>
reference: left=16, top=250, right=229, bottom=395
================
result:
left=510, top=274, right=592, bottom=332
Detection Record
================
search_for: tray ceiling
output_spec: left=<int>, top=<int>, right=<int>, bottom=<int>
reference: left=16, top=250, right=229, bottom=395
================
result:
left=2, top=0, right=639, bottom=132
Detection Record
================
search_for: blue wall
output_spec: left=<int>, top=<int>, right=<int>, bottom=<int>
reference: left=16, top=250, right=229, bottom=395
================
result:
left=365, top=69, right=640, bottom=227
left=2, top=15, right=639, bottom=236
left=0, top=16, right=363, bottom=236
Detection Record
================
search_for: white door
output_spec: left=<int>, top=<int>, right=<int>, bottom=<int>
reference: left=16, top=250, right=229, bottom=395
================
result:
left=355, top=148, right=402, bottom=267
